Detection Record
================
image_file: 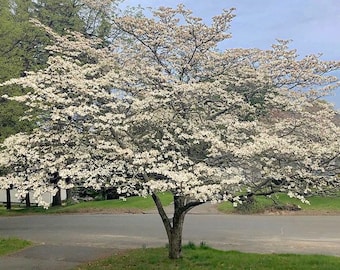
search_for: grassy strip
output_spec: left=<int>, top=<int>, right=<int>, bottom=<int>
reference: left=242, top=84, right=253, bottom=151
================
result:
left=0, top=237, right=32, bottom=256
left=76, top=244, right=340, bottom=270
left=218, top=193, right=340, bottom=214
left=2, top=192, right=340, bottom=216
left=0, top=192, right=173, bottom=216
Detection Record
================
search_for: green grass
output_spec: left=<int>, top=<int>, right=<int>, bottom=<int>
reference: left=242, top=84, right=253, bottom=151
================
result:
left=0, top=192, right=173, bottom=216
left=218, top=193, right=340, bottom=214
left=0, top=237, right=32, bottom=256
left=2, top=192, right=340, bottom=216
left=76, top=244, right=340, bottom=270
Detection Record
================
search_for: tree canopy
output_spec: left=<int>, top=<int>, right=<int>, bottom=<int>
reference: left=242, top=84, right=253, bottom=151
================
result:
left=1, top=3, right=340, bottom=259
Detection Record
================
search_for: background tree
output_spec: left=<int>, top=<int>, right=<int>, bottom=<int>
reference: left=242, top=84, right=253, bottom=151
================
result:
left=32, top=0, right=85, bottom=35
left=0, top=0, right=119, bottom=143
left=0, top=0, right=38, bottom=208
left=0, top=0, right=39, bottom=142
left=1, top=5, right=340, bottom=259
left=0, top=0, right=121, bottom=207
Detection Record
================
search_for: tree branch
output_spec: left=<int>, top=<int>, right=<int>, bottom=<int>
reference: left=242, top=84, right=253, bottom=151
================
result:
left=152, top=192, right=172, bottom=236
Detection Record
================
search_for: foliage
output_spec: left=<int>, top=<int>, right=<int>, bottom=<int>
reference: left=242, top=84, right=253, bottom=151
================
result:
left=0, top=0, right=42, bottom=142
left=0, top=0, right=41, bottom=82
left=0, top=3, right=340, bottom=259
left=0, top=99, right=34, bottom=143
left=77, top=246, right=340, bottom=270
left=0, top=237, right=32, bottom=256
left=0, top=0, right=120, bottom=142
left=1, top=4, right=339, bottom=207
left=32, top=0, right=85, bottom=35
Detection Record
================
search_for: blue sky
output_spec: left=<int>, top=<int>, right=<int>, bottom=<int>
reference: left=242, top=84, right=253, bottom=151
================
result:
left=120, top=0, right=340, bottom=109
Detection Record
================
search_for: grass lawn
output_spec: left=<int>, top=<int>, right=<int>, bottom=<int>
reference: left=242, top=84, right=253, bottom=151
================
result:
left=1, top=192, right=340, bottom=216
left=0, top=237, right=32, bottom=256
left=218, top=193, right=340, bottom=214
left=76, top=244, right=340, bottom=270
left=0, top=192, right=173, bottom=216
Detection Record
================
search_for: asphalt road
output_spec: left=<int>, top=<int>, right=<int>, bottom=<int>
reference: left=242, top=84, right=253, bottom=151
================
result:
left=1, top=213, right=340, bottom=269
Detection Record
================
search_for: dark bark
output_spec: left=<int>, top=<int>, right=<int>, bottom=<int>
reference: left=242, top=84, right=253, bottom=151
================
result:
left=25, top=192, right=31, bottom=207
left=152, top=193, right=204, bottom=259
left=6, top=188, right=11, bottom=210
left=101, top=187, right=107, bottom=200
left=66, top=188, right=73, bottom=202
left=52, top=187, right=62, bottom=206
left=168, top=215, right=184, bottom=259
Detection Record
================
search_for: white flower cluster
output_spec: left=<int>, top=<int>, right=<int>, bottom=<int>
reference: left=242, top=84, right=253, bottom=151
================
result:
left=0, top=4, right=339, bottom=208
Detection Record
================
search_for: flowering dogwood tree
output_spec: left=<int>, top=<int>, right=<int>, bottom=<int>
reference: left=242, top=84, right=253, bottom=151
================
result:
left=1, top=4, right=340, bottom=258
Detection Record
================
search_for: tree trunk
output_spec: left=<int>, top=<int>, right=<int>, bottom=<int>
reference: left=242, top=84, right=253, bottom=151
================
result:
left=25, top=192, right=31, bottom=208
left=52, top=187, right=62, bottom=206
left=101, top=187, right=107, bottom=200
left=66, top=188, right=73, bottom=202
left=152, top=193, right=203, bottom=259
left=6, top=188, right=11, bottom=210
left=168, top=210, right=185, bottom=259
